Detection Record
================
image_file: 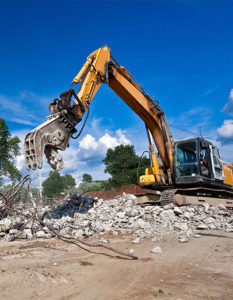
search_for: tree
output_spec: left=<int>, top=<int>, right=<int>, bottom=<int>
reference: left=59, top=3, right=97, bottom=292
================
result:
left=0, top=118, right=21, bottom=185
left=42, top=171, right=65, bottom=198
left=42, top=172, right=76, bottom=198
left=62, top=174, right=76, bottom=190
left=103, top=144, right=150, bottom=188
left=77, top=181, right=105, bottom=194
left=82, top=173, right=92, bottom=183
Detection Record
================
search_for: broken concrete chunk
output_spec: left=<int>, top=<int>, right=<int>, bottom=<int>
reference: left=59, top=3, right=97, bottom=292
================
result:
left=101, top=238, right=108, bottom=244
left=163, top=203, right=175, bottom=210
left=194, top=234, right=201, bottom=238
left=197, top=223, right=208, bottom=230
left=160, top=210, right=176, bottom=223
left=45, top=233, right=52, bottom=239
left=23, top=229, right=33, bottom=239
left=174, top=207, right=183, bottom=215
left=137, top=219, right=148, bottom=229
left=0, top=218, right=12, bottom=231
left=9, top=229, right=19, bottom=235
left=151, top=246, right=162, bottom=254
left=129, top=248, right=135, bottom=254
left=117, top=212, right=126, bottom=219
left=36, top=230, right=46, bottom=238
left=173, top=222, right=188, bottom=231
left=132, top=237, right=140, bottom=244
left=179, top=236, right=189, bottom=243
left=217, top=204, right=226, bottom=211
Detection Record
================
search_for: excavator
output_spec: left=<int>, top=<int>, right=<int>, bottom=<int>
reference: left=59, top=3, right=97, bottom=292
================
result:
left=24, top=46, right=233, bottom=207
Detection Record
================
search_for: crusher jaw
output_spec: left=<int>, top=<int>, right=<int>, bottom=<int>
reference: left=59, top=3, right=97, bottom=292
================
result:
left=24, top=112, right=76, bottom=171
left=24, top=89, right=84, bottom=171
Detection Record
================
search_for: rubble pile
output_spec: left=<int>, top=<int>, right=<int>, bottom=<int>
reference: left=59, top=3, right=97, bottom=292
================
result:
left=0, top=193, right=232, bottom=243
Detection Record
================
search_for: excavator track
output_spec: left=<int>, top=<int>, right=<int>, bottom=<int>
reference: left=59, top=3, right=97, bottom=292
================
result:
left=159, top=187, right=233, bottom=208
left=160, top=189, right=177, bottom=206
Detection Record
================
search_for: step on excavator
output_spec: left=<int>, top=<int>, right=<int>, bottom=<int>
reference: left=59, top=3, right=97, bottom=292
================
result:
left=24, top=46, right=233, bottom=207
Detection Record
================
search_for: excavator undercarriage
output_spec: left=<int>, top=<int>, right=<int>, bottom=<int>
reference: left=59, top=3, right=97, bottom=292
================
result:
left=160, top=187, right=233, bottom=208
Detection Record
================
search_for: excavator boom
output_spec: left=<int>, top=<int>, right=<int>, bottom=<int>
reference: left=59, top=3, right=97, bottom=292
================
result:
left=24, top=46, right=174, bottom=185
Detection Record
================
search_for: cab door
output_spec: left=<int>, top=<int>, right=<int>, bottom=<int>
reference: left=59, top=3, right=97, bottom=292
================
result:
left=210, top=145, right=224, bottom=181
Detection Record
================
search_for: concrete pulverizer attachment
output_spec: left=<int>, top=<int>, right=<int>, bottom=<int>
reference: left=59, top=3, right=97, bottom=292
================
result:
left=24, top=113, right=74, bottom=171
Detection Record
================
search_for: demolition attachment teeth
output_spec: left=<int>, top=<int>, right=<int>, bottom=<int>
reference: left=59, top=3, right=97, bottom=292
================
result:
left=24, top=114, right=73, bottom=171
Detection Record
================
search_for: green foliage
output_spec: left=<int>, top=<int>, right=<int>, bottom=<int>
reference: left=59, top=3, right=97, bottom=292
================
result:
left=42, top=171, right=65, bottom=198
left=42, top=171, right=76, bottom=198
left=62, top=174, right=76, bottom=191
left=82, top=173, right=92, bottom=183
left=67, top=186, right=80, bottom=195
left=103, top=144, right=150, bottom=188
left=77, top=181, right=105, bottom=194
left=0, top=118, right=21, bottom=184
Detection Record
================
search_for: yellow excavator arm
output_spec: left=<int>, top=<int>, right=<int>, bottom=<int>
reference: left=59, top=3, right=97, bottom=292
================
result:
left=24, top=45, right=174, bottom=185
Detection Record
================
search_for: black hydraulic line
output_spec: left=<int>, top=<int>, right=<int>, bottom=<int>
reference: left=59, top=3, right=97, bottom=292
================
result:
left=70, top=89, right=85, bottom=113
left=137, top=150, right=150, bottom=184
left=71, top=106, right=90, bottom=139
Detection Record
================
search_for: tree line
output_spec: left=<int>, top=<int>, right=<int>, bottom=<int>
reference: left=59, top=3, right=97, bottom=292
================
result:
left=0, top=118, right=150, bottom=200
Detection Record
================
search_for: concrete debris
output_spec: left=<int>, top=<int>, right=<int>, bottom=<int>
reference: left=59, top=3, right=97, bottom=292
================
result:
left=36, top=230, right=46, bottom=238
left=178, top=236, right=189, bottom=243
left=129, top=248, right=135, bottom=255
left=0, top=193, right=232, bottom=243
left=151, top=246, right=162, bottom=253
left=197, top=223, right=209, bottom=230
left=132, top=237, right=140, bottom=244
left=101, top=238, right=109, bottom=244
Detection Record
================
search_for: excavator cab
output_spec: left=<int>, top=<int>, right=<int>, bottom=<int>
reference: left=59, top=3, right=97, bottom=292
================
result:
left=174, top=138, right=225, bottom=187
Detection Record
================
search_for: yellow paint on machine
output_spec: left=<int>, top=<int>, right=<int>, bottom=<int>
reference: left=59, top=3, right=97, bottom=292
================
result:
left=223, top=165, right=233, bottom=186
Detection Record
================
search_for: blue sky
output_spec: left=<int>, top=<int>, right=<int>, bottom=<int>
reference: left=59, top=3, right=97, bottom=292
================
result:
left=0, top=0, right=233, bottom=186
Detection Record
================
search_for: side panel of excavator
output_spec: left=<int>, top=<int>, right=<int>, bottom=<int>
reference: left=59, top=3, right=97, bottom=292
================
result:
left=223, top=165, right=233, bottom=186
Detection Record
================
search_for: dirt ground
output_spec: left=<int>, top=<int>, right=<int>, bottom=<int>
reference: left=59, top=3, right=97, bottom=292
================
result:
left=0, top=231, right=232, bottom=300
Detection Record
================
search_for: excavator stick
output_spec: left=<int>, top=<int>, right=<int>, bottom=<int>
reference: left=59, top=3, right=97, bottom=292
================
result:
left=24, top=113, right=75, bottom=171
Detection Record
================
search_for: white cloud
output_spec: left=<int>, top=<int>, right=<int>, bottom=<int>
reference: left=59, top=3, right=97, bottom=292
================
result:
left=216, top=89, right=233, bottom=145
left=222, top=89, right=233, bottom=116
left=116, top=129, right=131, bottom=144
left=10, top=118, right=34, bottom=126
left=15, top=155, right=25, bottom=171
left=217, top=120, right=233, bottom=139
left=78, top=130, right=131, bottom=159
left=230, top=89, right=233, bottom=100
left=79, top=134, right=99, bottom=151
left=194, top=88, right=217, bottom=99
left=10, top=127, right=131, bottom=188
left=99, top=133, right=119, bottom=149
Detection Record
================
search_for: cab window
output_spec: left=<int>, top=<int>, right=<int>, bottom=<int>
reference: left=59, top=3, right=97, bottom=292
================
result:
left=176, top=141, right=198, bottom=177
